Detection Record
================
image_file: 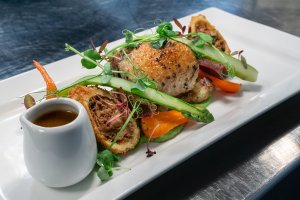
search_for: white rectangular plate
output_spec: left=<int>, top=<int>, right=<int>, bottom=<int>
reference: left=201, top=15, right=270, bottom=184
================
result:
left=0, top=7, right=300, bottom=200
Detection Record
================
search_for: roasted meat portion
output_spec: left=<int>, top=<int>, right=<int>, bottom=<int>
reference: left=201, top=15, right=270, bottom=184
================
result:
left=68, top=85, right=140, bottom=154
left=110, top=15, right=232, bottom=104
left=112, top=40, right=199, bottom=96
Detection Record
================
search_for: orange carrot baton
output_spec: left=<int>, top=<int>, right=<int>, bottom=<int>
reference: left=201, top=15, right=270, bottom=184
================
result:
left=33, top=60, right=57, bottom=99
left=141, top=110, right=188, bottom=139
left=200, top=71, right=241, bottom=93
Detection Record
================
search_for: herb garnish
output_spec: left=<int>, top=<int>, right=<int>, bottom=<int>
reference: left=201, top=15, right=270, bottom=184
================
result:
left=99, top=39, right=109, bottom=54
left=231, top=50, right=248, bottom=69
left=150, top=21, right=178, bottom=49
left=96, top=149, right=120, bottom=181
left=240, top=55, right=248, bottom=69
left=151, top=37, right=167, bottom=49
left=96, top=101, right=141, bottom=181
left=81, top=49, right=101, bottom=69
left=145, top=124, right=159, bottom=157
left=173, top=18, right=186, bottom=34
left=121, top=49, right=158, bottom=92
left=65, top=43, right=158, bottom=93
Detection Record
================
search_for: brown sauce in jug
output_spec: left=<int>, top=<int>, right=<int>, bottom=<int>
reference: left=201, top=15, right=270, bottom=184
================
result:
left=33, top=110, right=78, bottom=127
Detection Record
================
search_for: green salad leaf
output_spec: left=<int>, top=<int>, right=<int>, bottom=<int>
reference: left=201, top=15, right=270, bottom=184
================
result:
left=81, top=49, right=101, bottom=69
left=96, top=149, right=120, bottom=181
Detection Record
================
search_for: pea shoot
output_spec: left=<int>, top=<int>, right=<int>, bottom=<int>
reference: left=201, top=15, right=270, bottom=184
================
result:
left=95, top=101, right=141, bottom=181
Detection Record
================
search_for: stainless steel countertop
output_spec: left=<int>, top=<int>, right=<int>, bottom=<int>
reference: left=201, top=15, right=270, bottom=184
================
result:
left=126, top=93, right=300, bottom=200
left=1, top=0, right=299, bottom=199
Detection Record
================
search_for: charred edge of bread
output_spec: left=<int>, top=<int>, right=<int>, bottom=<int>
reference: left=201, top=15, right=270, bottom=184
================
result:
left=68, top=85, right=140, bottom=154
left=189, top=14, right=231, bottom=54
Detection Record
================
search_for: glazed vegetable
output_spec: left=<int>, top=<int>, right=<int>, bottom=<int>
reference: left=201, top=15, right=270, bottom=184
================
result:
left=149, top=125, right=184, bottom=142
left=201, top=71, right=241, bottom=93
left=193, top=96, right=212, bottom=108
left=58, top=75, right=214, bottom=123
left=33, top=60, right=57, bottom=99
left=172, top=37, right=258, bottom=82
left=139, top=125, right=184, bottom=143
left=141, top=110, right=188, bottom=139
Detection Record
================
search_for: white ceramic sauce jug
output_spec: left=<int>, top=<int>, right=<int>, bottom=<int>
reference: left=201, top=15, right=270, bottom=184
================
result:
left=19, top=98, right=97, bottom=187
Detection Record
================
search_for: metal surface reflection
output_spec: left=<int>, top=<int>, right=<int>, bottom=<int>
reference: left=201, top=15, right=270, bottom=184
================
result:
left=126, top=94, right=300, bottom=200
left=258, top=128, right=300, bottom=166
left=189, top=126, right=300, bottom=200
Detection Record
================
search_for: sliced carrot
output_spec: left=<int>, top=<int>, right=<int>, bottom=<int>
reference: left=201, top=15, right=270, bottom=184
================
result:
left=141, top=110, right=188, bottom=139
left=33, top=60, right=57, bottom=99
left=200, top=71, right=241, bottom=93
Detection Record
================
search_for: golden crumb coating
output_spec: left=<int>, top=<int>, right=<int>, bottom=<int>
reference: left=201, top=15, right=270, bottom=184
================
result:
left=116, top=40, right=199, bottom=96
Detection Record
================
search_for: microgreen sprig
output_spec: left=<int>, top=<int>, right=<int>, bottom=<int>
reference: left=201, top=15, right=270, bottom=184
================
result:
left=211, top=45, right=235, bottom=79
left=65, top=43, right=104, bottom=70
left=103, top=31, right=160, bottom=58
left=65, top=43, right=128, bottom=76
left=65, top=44, right=158, bottom=94
left=173, top=18, right=186, bottom=34
left=121, top=49, right=158, bottom=92
left=171, top=36, right=235, bottom=79
left=231, top=50, right=248, bottom=69
left=96, top=101, right=141, bottom=181
left=110, top=101, right=141, bottom=148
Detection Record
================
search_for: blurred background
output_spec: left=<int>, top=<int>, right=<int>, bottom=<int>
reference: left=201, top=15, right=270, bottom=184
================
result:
left=0, top=0, right=299, bottom=79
